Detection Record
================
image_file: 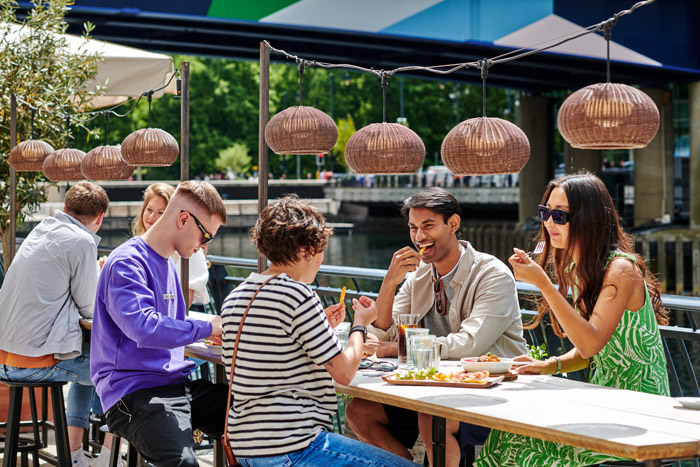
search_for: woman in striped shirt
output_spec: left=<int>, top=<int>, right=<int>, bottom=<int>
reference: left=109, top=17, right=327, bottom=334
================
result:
left=221, top=196, right=419, bottom=467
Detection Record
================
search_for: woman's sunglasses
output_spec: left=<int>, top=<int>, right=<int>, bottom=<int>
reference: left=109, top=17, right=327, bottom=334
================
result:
left=537, top=205, right=570, bottom=225
left=359, top=358, right=398, bottom=372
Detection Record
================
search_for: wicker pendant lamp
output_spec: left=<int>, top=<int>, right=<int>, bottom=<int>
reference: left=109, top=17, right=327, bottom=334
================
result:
left=121, top=91, right=179, bottom=166
left=42, top=115, right=86, bottom=182
left=557, top=22, right=659, bottom=149
left=265, top=61, right=338, bottom=155
left=441, top=60, right=530, bottom=175
left=8, top=107, right=55, bottom=171
left=82, top=113, right=134, bottom=180
left=345, top=73, right=425, bottom=174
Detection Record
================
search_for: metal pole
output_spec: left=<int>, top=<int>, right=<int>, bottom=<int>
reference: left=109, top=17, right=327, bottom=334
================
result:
left=180, top=62, right=190, bottom=298
left=9, top=94, right=17, bottom=264
left=257, top=42, right=270, bottom=273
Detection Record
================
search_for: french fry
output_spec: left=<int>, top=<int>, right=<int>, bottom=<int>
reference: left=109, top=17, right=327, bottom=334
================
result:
left=339, top=286, right=346, bottom=303
left=419, top=246, right=427, bottom=255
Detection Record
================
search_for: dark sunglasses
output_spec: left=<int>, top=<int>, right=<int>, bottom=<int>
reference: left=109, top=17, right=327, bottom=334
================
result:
left=180, top=210, right=216, bottom=245
left=359, top=358, right=398, bottom=372
left=537, top=205, right=570, bottom=225
left=432, top=276, right=447, bottom=316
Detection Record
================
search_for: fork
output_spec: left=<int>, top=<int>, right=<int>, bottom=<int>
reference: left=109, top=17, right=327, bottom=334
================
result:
left=527, top=241, right=545, bottom=258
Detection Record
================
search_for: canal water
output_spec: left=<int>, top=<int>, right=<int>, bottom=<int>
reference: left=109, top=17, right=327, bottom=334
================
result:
left=100, top=228, right=413, bottom=270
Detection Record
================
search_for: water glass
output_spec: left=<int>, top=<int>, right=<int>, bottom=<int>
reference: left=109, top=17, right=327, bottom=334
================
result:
left=411, top=334, right=437, bottom=371
left=405, top=328, right=429, bottom=367
left=334, top=329, right=349, bottom=349
left=397, top=313, right=420, bottom=363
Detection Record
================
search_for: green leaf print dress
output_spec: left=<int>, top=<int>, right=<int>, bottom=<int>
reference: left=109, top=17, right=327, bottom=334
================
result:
left=474, top=251, right=670, bottom=467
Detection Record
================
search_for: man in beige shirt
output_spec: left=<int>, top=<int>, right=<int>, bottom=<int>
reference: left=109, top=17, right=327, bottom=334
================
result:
left=346, top=187, right=527, bottom=466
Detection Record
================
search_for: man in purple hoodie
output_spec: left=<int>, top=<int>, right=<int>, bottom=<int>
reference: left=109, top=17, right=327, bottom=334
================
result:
left=91, top=181, right=227, bottom=467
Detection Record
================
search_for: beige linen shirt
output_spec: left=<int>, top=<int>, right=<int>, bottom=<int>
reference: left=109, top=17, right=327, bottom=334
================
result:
left=368, top=241, right=527, bottom=360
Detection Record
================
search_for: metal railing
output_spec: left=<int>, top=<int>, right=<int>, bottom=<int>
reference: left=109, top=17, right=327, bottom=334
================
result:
left=205, top=254, right=700, bottom=400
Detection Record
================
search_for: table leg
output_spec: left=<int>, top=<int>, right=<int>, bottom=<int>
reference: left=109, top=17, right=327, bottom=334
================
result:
left=213, top=364, right=226, bottom=467
left=431, top=415, right=446, bottom=467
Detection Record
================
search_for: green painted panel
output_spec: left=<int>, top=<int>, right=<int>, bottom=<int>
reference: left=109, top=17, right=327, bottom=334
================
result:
left=207, top=0, right=300, bottom=21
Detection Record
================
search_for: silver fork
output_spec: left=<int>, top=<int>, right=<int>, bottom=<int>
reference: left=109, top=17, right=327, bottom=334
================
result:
left=527, top=241, right=545, bottom=258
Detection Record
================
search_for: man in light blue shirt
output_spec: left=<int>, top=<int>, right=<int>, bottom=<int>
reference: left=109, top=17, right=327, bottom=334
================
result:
left=0, top=181, right=112, bottom=467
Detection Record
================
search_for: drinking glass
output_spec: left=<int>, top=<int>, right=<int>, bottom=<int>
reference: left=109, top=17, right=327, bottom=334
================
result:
left=411, top=335, right=437, bottom=371
left=334, top=329, right=349, bottom=349
left=397, top=314, right=420, bottom=363
left=405, top=328, right=429, bottom=367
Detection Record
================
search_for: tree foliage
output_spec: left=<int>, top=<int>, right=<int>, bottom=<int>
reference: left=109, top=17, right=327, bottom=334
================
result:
left=0, top=0, right=102, bottom=269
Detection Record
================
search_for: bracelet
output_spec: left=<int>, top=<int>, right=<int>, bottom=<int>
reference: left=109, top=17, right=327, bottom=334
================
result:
left=551, top=356, right=562, bottom=375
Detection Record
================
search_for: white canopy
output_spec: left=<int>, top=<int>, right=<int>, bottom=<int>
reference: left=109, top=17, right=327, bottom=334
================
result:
left=3, top=22, right=177, bottom=109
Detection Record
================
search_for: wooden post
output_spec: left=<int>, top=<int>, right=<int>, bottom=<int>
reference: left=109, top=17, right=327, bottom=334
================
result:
left=257, top=42, right=270, bottom=273
left=675, top=235, right=684, bottom=294
left=9, top=94, right=17, bottom=264
left=180, top=62, right=190, bottom=299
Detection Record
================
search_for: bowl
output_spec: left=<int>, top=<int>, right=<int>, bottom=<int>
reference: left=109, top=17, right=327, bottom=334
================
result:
left=460, top=357, right=513, bottom=374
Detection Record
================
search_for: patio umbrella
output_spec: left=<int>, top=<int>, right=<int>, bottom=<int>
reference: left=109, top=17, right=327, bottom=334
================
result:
left=3, top=22, right=177, bottom=109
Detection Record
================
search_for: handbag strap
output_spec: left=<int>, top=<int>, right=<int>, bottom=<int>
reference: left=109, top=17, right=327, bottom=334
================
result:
left=223, top=274, right=280, bottom=440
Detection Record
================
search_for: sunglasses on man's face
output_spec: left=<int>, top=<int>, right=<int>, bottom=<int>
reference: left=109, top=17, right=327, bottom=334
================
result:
left=359, top=358, right=398, bottom=372
left=180, top=210, right=216, bottom=245
left=537, top=205, right=570, bottom=225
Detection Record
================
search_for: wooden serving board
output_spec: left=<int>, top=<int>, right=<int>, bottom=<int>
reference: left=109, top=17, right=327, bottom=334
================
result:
left=382, top=375, right=504, bottom=388
left=490, top=370, right=518, bottom=381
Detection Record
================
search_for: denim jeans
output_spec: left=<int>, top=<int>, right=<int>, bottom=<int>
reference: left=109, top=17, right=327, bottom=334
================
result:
left=0, top=344, right=101, bottom=429
left=238, top=431, right=420, bottom=467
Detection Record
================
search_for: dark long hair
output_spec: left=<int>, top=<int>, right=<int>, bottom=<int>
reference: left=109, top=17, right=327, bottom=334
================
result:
left=525, top=172, right=668, bottom=337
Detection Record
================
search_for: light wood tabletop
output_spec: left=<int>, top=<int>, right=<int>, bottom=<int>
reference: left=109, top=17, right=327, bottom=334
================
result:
left=335, top=367, right=700, bottom=467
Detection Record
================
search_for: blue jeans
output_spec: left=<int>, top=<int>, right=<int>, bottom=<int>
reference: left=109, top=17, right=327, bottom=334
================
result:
left=0, top=344, right=102, bottom=429
left=238, top=431, right=420, bottom=467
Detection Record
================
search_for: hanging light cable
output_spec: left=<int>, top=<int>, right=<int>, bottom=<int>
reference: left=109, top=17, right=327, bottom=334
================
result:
left=265, top=59, right=338, bottom=155
left=557, top=19, right=660, bottom=149
left=82, top=112, right=134, bottom=181
left=9, top=106, right=55, bottom=171
left=345, top=71, right=425, bottom=174
left=441, top=60, right=530, bottom=175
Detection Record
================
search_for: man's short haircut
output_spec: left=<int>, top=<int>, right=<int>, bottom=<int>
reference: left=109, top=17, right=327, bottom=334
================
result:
left=64, top=181, right=109, bottom=225
left=400, top=187, right=462, bottom=239
left=175, top=181, right=227, bottom=225
left=251, top=195, right=333, bottom=265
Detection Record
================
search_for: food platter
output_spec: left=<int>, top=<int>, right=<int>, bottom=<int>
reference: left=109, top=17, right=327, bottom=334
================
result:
left=382, top=374, right=504, bottom=388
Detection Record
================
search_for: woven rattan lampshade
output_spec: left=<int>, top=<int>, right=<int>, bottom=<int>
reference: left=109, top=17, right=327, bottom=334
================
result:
left=558, top=83, right=659, bottom=149
left=42, top=148, right=86, bottom=181
left=81, top=145, right=134, bottom=181
left=345, top=122, right=425, bottom=174
left=441, top=117, right=530, bottom=175
left=9, top=139, right=55, bottom=171
left=265, top=106, right=338, bottom=155
left=121, top=128, right=179, bottom=166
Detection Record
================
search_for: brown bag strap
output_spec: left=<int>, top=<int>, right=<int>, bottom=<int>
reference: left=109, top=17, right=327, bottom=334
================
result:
left=222, top=274, right=280, bottom=442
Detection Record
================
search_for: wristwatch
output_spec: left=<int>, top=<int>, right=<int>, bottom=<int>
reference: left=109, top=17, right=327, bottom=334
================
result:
left=349, top=325, right=367, bottom=343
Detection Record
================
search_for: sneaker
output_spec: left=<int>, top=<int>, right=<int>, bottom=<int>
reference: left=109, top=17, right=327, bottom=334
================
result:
left=71, top=450, right=92, bottom=467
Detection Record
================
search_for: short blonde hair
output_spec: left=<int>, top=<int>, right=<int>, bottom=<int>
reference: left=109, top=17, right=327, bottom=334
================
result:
left=131, top=182, right=175, bottom=236
left=174, top=181, right=227, bottom=225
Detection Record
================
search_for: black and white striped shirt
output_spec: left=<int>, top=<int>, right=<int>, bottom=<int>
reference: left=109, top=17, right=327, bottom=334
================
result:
left=220, top=273, right=342, bottom=458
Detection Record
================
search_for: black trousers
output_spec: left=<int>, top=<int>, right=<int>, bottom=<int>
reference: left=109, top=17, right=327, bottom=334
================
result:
left=105, top=379, right=228, bottom=467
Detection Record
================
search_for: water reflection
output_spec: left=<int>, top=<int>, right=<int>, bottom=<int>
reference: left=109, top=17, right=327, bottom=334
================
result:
left=100, top=229, right=412, bottom=270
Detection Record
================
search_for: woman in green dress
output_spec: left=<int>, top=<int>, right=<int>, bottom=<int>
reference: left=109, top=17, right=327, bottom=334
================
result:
left=475, top=172, right=670, bottom=467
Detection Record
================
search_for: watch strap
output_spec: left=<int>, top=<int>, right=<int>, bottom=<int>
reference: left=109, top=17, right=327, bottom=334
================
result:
left=349, top=325, right=367, bottom=342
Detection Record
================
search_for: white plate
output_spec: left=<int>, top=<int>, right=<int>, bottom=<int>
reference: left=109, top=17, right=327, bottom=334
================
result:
left=675, top=397, right=700, bottom=410
left=461, top=357, right=514, bottom=374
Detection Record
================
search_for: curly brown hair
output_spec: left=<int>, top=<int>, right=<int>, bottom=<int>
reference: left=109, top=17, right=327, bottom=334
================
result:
left=525, top=172, right=668, bottom=337
left=251, top=195, right=333, bottom=265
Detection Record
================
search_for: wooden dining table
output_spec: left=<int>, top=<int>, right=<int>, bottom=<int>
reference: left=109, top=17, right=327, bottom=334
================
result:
left=336, top=362, right=700, bottom=467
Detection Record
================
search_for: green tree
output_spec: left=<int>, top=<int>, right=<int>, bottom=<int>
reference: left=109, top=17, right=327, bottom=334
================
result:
left=0, top=0, right=102, bottom=270
left=215, top=141, right=251, bottom=177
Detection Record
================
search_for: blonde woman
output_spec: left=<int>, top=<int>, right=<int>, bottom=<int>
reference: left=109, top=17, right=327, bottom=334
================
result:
left=132, top=182, right=210, bottom=308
